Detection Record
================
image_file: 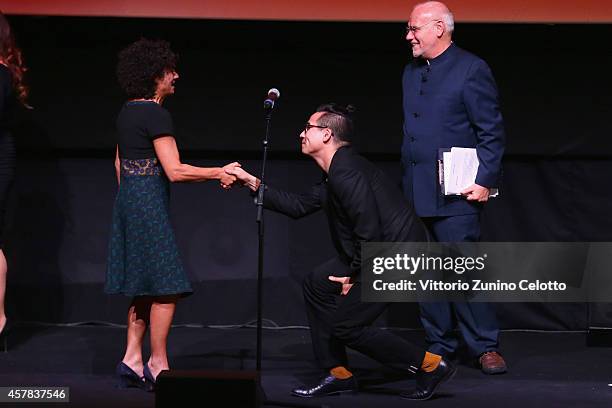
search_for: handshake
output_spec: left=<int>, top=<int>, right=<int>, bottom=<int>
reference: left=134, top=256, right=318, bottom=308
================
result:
left=219, top=162, right=260, bottom=191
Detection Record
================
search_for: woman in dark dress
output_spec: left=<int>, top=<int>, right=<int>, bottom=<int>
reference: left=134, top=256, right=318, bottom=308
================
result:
left=107, top=39, right=238, bottom=390
left=0, top=11, right=30, bottom=351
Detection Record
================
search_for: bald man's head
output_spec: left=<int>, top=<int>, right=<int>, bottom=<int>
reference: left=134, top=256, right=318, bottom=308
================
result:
left=414, top=2, right=454, bottom=32
left=406, top=1, right=454, bottom=59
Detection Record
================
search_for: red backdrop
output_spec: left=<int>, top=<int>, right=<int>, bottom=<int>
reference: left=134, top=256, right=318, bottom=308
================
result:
left=2, top=0, right=612, bottom=22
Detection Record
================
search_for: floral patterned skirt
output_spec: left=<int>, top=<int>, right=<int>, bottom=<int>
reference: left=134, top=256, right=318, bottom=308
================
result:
left=105, top=158, right=193, bottom=297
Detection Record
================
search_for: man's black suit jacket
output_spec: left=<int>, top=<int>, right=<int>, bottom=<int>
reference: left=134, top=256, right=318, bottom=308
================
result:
left=263, top=146, right=429, bottom=279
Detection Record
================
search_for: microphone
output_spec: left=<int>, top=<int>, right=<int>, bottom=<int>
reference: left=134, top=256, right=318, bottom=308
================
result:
left=264, top=88, right=280, bottom=109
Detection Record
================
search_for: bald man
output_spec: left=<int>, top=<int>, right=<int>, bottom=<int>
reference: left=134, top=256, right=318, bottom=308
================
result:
left=401, top=1, right=507, bottom=374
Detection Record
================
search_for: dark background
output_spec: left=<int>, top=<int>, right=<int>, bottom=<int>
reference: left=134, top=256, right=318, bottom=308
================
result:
left=4, top=16, right=612, bottom=332
left=9, top=17, right=612, bottom=156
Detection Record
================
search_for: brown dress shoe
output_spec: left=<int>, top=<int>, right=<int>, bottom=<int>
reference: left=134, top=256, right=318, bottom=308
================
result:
left=479, top=351, right=507, bottom=374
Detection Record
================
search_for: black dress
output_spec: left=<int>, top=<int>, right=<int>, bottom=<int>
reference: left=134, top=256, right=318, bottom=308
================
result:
left=0, top=65, right=16, bottom=249
left=105, top=101, right=192, bottom=297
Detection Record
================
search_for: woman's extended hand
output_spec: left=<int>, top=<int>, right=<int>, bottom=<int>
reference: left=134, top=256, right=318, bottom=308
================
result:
left=220, top=162, right=241, bottom=189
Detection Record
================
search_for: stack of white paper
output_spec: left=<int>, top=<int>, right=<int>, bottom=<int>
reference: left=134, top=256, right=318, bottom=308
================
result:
left=441, top=147, right=499, bottom=197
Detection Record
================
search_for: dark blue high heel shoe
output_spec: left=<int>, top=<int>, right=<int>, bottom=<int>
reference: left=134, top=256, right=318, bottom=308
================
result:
left=116, top=362, right=150, bottom=390
left=0, top=319, right=10, bottom=353
left=143, top=364, right=156, bottom=392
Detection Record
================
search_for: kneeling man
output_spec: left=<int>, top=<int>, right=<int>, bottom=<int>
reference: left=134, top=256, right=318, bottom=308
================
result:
left=228, top=103, right=455, bottom=400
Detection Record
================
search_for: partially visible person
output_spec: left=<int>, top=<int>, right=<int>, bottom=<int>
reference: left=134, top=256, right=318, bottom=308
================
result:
left=106, top=38, right=239, bottom=391
left=402, top=1, right=507, bottom=374
left=0, top=10, right=31, bottom=352
left=227, top=103, right=455, bottom=400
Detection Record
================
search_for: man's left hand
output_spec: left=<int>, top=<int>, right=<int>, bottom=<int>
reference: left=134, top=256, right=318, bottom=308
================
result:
left=328, top=276, right=353, bottom=296
left=461, top=183, right=490, bottom=202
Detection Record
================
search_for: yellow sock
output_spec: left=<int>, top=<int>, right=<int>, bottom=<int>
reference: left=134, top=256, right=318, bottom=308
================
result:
left=330, top=366, right=353, bottom=379
left=420, top=352, right=442, bottom=372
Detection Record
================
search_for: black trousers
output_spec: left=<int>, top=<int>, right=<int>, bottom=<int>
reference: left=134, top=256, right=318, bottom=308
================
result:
left=0, top=132, right=15, bottom=249
left=303, top=257, right=425, bottom=373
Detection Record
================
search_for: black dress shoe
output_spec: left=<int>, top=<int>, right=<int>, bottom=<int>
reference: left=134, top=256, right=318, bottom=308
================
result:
left=291, top=375, right=357, bottom=398
left=400, top=358, right=456, bottom=401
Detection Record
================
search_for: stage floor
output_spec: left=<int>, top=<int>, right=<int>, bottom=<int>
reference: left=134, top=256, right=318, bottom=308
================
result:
left=0, top=325, right=610, bottom=407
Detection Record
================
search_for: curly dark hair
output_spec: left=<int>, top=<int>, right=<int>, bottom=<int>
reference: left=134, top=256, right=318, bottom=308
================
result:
left=116, top=38, right=177, bottom=99
left=0, top=11, right=30, bottom=107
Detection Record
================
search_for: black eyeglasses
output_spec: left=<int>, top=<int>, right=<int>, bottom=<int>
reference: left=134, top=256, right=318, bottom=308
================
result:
left=304, top=123, right=328, bottom=133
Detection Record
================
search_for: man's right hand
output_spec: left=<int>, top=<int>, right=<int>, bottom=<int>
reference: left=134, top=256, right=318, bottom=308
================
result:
left=225, top=166, right=260, bottom=191
left=219, top=162, right=241, bottom=189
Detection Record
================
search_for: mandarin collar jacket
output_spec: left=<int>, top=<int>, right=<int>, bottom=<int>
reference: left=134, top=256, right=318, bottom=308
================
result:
left=401, top=43, right=506, bottom=217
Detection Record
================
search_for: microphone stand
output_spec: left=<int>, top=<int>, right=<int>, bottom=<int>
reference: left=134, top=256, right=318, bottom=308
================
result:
left=254, top=104, right=325, bottom=408
left=255, top=107, right=272, bottom=372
